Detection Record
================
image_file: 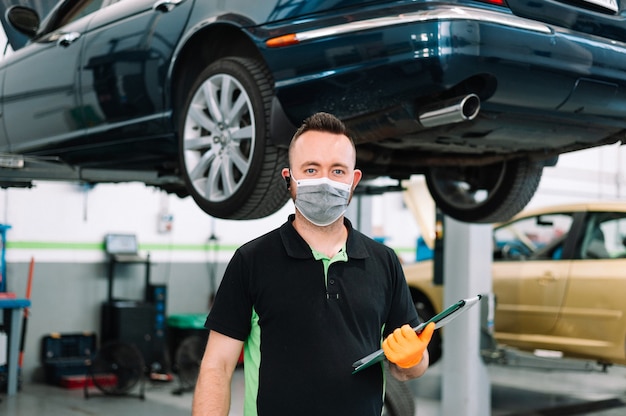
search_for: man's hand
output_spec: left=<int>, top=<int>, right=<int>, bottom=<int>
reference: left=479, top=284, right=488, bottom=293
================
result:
left=382, top=322, right=435, bottom=368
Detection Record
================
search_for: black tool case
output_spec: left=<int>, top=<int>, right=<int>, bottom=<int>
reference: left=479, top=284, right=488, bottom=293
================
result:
left=41, top=332, right=96, bottom=386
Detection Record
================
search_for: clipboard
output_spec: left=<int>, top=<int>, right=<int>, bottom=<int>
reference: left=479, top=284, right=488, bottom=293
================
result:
left=352, top=294, right=483, bottom=374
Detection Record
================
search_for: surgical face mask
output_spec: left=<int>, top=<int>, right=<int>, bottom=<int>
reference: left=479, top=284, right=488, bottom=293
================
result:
left=292, top=172, right=352, bottom=226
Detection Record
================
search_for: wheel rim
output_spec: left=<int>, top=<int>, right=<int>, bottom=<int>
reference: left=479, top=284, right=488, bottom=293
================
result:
left=428, top=163, right=506, bottom=210
left=183, top=72, right=256, bottom=203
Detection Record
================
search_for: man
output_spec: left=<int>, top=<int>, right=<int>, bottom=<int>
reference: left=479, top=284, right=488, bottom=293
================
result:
left=192, top=112, right=434, bottom=416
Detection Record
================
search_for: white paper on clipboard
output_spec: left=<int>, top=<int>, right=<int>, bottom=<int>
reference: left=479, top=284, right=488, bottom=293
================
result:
left=352, top=294, right=483, bottom=374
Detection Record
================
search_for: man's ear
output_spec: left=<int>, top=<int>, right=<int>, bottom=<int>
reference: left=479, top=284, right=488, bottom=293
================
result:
left=281, top=168, right=291, bottom=189
left=352, top=169, right=363, bottom=189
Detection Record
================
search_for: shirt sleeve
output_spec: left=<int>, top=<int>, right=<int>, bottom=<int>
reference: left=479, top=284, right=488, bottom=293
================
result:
left=204, top=249, right=253, bottom=341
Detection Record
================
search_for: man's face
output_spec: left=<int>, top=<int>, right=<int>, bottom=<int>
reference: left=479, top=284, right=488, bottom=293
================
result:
left=283, top=130, right=362, bottom=199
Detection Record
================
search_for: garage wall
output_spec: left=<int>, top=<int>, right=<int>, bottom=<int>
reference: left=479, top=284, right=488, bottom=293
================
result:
left=531, top=143, right=626, bottom=206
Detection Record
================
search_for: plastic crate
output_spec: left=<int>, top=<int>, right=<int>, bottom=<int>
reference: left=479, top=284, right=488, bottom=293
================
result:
left=167, top=313, right=207, bottom=330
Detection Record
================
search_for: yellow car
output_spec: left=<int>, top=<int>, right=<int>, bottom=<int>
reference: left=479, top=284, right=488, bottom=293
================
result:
left=404, top=201, right=626, bottom=366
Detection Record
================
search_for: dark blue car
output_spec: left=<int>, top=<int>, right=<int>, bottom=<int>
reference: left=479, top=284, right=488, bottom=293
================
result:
left=0, top=0, right=625, bottom=223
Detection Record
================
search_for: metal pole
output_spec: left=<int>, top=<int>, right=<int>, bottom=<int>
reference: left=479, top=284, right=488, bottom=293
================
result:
left=441, top=217, right=492, bottom=415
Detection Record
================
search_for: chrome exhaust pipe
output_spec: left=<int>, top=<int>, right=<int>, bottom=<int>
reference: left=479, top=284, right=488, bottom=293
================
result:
left=418, top=94, right=480, bottom=128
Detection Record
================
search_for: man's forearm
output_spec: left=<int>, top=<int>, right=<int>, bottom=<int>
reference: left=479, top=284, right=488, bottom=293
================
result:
left=192, top=367, right=232, bottom=416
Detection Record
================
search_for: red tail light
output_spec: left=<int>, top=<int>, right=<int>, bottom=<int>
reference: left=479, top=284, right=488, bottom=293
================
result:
left=477, top=0, right=509, bottom=7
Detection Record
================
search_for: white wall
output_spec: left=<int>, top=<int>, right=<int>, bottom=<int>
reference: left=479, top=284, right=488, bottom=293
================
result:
left=529, top=143, right=626, bottom=206
left=0, top=181, right=292, bottom=264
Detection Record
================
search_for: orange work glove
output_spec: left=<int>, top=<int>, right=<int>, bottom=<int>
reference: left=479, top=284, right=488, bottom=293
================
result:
left=382, top=322, right=435, bottom=368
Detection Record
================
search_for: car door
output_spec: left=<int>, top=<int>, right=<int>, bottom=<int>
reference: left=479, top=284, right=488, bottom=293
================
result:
left=78, top=0, right=192, bottom=145
left=558, top=211, right=626, bottom=361
left=1, top=0, right=101, bottom=152
left=492, top=212, right=576, bottom=343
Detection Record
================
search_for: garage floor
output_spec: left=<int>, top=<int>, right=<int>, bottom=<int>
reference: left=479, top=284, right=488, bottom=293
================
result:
left=2, top=363, right=626, bottom=415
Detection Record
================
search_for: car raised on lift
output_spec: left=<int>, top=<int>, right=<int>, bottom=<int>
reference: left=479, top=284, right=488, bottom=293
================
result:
left=0, top=0, right=626, bottom=223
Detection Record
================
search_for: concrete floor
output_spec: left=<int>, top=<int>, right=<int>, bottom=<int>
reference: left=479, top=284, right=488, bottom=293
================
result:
left=2, top=362, right=626, bottom=415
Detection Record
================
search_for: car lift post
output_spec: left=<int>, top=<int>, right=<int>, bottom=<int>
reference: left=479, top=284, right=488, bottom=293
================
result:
left=441, top=216, right=492, bottom=415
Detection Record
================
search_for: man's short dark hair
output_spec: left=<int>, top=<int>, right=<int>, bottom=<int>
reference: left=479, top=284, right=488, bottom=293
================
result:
left=289, top=113, right=356, bottom=164
left=293, top=112, right=348, bottom=139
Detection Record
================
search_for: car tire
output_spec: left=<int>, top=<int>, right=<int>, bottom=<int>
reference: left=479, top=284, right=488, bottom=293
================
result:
left=425, top=158, right=543, bottom=223
left=178, top=57, right=289, bottom=219
left=383, top=365, right=416, bottom=416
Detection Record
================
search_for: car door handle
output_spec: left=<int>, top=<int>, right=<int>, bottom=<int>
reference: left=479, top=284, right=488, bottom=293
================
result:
left=537, top=272, right=557, bottom=285
left=56, top=32, right=81, bottom=48
left=153, top=0, right=186, bottom=12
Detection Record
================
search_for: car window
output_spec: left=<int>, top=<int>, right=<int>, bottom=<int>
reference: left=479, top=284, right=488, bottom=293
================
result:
left=578, top=212, right=626, bottom=259
left=493, top=213, right=574, bottom=261
left=35, top=0, right=120, bottom=34
left=57, top=0, right=113, bottom=27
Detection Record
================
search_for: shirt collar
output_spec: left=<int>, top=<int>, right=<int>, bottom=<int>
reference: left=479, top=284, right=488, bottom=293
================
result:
left=311, top=244, right=348, bottom=262
left=279, top=214, right=369, bottom=260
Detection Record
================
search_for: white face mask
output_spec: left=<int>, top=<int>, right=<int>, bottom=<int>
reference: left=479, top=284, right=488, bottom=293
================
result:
left=292, top=173, right=352, bottom=226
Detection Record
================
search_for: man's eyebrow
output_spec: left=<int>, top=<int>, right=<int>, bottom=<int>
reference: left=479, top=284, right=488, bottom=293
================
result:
left=298, top=161, right=322, bottom=168
left=297, top=161, right=350, bottom=170
left=331, top=162, right=350, bottom=170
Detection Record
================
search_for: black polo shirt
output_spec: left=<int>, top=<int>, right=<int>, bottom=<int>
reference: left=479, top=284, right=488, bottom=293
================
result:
left=205, top=215, right=419, bottom=416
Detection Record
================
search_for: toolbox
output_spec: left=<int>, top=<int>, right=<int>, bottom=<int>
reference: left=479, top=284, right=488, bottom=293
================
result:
left=41, top=332, right=96, bottom=386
